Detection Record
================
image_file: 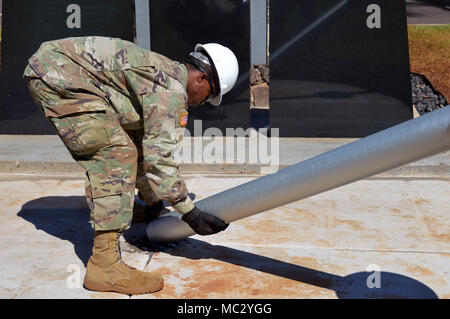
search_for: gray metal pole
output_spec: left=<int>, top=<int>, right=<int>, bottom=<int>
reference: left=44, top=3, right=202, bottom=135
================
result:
left=147, top=106, right=450, bottom=242
left=231, top=0, right=348, bottom=101
left=135, top=0, right=151, bottom=50
left=250, top=0, right=268, bottom=66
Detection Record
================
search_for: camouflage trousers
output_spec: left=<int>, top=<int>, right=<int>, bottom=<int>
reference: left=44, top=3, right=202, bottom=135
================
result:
left=26, top=78, right=159, bottom=232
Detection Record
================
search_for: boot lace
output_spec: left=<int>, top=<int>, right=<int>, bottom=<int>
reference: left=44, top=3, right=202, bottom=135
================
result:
left=113, top=233, right=137, bottom=271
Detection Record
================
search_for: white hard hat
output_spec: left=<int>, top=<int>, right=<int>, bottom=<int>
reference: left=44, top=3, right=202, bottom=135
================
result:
left=194, top=43, right=239, bottom=106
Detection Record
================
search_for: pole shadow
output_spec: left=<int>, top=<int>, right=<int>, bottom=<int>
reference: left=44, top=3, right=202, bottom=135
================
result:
left=129, top=237, right=439, bottom=299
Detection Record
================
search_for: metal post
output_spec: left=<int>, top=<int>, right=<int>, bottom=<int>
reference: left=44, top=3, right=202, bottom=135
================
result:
left=147, top=106, right=450, bottom=243
left=231, top=0, right=349, bottom=100
left=250, top=0, right=268, bottom=65
left=135, top=0, right=151, bottom=50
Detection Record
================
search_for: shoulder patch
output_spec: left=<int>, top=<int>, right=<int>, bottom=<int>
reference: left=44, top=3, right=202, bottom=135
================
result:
left=180, top=112, right=188, bottom=127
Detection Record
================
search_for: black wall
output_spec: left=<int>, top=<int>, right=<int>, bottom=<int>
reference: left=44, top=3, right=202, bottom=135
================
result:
left=0, top=0, right=413, bottom=137
left=150, top=0, right=251, bottom=136
left=0, top=0, right=134, bottom=134
left=270, top=0, right=413, bottom=137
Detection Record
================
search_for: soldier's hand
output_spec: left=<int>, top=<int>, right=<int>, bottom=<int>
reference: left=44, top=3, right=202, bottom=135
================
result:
left=181, top=207, right=229, bottom=235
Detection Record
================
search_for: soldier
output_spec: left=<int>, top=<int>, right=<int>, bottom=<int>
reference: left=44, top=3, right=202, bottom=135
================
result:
left=23, top=36, right=239, bottom=295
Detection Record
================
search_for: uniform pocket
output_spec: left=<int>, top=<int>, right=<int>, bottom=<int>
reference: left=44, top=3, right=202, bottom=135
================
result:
left=51, top=112, right=111, bottom=156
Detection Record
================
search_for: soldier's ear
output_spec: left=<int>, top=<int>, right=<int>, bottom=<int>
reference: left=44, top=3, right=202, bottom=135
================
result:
left=198, top=72, right=208, bottom=83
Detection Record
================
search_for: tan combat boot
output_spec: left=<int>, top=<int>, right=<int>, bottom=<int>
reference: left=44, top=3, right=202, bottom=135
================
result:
left=83, top=230, right=164, bottom=295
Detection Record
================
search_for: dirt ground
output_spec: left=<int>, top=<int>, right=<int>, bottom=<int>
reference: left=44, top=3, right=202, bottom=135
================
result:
left=408, top=25, right=450, bottom=100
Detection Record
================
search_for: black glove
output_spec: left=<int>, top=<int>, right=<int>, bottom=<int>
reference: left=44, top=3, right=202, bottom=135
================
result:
left=181, top=207, right=229, bottom=235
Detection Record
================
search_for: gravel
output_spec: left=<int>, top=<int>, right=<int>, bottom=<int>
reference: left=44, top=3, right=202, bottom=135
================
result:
left=411, top=73, right=448, bottom=115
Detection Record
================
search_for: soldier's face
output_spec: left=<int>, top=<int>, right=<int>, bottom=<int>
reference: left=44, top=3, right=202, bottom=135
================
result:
left=186, top=71, right=212, bottom=107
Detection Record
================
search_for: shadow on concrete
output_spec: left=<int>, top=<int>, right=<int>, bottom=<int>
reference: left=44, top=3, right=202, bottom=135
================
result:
left=131, top=238, right=439, bottom=299
left=18, top=196, right=94, bottom=266
left=15, top=193, right=195, bottom=267
left=17, top=196, right=439, bottom=298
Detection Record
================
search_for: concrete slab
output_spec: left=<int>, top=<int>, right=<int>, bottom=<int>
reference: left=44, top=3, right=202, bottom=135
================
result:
left=1, top=135, right=449, bottom=177
left=0, top=173, right=448, bottom=299
left=145, top=243, right=448, bottom=299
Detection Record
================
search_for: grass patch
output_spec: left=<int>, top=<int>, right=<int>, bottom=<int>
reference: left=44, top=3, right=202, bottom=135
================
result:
left=408, top=25, right=450, bottom=100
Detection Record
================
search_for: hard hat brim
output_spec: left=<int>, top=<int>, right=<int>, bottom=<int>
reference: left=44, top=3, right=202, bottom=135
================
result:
left=208, top=95, right=222, bottom=107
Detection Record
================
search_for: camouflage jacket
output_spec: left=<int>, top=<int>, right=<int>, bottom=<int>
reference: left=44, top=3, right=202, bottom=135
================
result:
left=23, top=36, right=194, bottom=214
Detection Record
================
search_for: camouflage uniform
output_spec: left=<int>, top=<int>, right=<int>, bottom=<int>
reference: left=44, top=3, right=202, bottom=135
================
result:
left=24, top=36, right=194, bottom=232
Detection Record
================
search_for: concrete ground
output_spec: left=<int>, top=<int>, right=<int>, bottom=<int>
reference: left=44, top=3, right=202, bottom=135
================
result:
left=0, top=135, right=448, bottom=299
left=0, top=0, right=448, bottom=299
left=0, top=173, right=448, bottom=299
